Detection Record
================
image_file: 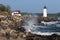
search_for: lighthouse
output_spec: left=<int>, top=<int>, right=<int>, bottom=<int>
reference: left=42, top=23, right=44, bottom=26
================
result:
left=43, top=6, right=47, bottom=17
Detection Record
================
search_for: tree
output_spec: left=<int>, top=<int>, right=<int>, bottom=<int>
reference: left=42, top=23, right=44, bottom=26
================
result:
left=5, top=5, right=12, bottom=13
left=57, top=12, right=60, bottom=17
left=0, top=4, right=11, bottom=14
left=0, top=4, right=6, bottom=11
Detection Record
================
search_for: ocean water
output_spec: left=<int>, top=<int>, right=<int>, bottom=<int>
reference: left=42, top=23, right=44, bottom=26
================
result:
left=23, top=15, right=60, bottom=35
left=30, top=24, right=60, bottom=35
left=32, top=24, right=60, bottom=32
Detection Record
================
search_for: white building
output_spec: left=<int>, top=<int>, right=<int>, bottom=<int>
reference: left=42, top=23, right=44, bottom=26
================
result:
left=12, top=10, right=21, bottom=16
left=43, top=6, right=47, bottom=17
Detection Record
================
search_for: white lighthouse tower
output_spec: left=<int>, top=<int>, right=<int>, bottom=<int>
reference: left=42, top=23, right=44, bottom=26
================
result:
left=43, top=6, right=47, bottom=17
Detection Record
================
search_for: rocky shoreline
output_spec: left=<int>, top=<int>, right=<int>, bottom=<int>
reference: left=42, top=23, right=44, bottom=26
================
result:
left=0, top=15, right=60, bottom=40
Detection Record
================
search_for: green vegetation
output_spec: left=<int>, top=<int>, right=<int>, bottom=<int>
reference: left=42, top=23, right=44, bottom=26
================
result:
left=0, top=4, right=11, bottom=14
left=57, top=12, right=60, bottom=17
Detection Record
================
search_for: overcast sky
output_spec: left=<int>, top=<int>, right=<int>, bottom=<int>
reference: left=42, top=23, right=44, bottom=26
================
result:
left=0, top=0, right=60, bottom=13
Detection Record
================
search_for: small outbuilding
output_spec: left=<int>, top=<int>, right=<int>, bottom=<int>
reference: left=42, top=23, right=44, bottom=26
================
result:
left=12, top=10, right=21, bottom=16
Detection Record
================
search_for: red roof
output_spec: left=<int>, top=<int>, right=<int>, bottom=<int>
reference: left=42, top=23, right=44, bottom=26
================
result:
left=13, top=10, right=20, bottom=13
